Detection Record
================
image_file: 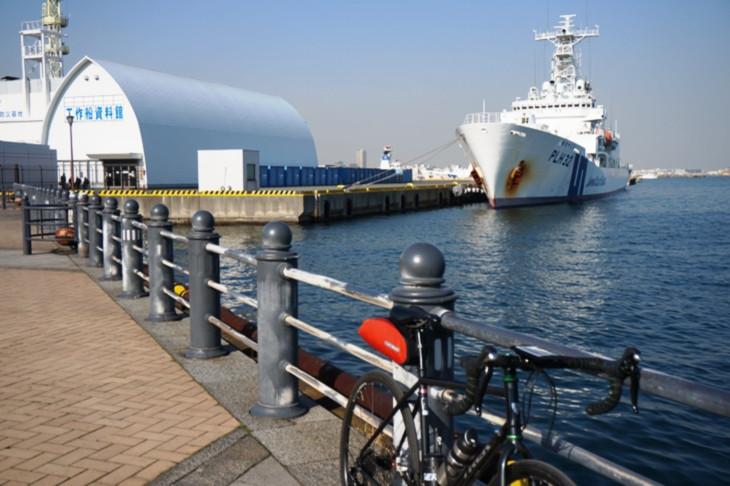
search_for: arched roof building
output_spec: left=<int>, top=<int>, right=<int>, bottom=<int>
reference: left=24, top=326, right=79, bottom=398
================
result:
left=42, top=57, right=317, bottom=188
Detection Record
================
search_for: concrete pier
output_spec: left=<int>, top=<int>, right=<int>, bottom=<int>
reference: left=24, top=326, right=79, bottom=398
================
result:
left=99, top=181, right=485, bottom=224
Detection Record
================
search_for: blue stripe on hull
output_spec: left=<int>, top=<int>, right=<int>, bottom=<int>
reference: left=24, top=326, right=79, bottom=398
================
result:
left=568, top=154, right=588, bottom=197
left=492, top=185, right=627, bottom=208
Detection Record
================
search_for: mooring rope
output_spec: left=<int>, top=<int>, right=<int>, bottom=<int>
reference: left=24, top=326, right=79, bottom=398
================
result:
left=400, top=136, right=461, bottom=166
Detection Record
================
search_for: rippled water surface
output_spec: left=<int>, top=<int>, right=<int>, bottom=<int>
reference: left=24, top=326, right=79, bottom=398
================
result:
left=212, top=177, right=729, bottom=485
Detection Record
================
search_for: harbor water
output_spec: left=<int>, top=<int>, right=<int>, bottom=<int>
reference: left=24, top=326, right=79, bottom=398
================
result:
left=212, top=177, right=729, bottom=485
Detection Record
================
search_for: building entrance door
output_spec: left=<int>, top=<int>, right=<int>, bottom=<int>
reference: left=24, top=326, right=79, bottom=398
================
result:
left=103, top=162, right=139, bottom=189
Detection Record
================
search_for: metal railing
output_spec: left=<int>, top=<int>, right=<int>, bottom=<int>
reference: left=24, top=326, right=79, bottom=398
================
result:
left=462, top=111, right=502, bottom=125
left=12, top=183, right=730, bottom=485
left=17, top=186, right=73, bottom=254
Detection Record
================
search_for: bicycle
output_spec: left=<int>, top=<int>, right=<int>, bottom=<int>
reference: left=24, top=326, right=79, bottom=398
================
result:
left=340, top=305, right=641, bottom=485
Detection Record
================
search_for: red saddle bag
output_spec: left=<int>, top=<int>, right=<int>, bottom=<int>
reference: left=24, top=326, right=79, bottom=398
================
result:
left=358, top=317, right=410, bottom=365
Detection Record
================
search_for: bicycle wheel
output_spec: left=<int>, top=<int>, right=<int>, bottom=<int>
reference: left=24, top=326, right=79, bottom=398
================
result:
left=340, top=370, right=420, bottom=485
left=487, top=459, right=576, bottom=486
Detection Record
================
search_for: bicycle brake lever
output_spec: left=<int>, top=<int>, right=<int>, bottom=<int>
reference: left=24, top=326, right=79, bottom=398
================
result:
left=622, top=348, right=641, bottom=414
left=629, top=361, right=640, bottom=414
left=474, top=365, right=493, bottom=417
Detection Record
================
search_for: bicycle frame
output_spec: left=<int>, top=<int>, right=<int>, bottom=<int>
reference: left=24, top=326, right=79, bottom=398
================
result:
left=351, top=308, right=638, bottom=486
left=394, top=336, right=534, bottom=486
left=456, top=355, right=533, bottom=486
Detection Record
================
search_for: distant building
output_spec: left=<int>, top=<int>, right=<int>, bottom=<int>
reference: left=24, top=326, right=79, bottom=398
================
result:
left=356, top=149, right=367, bottom=168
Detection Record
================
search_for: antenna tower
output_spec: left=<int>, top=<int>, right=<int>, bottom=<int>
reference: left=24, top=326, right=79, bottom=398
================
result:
left=20, top=1, right=70, bottom=84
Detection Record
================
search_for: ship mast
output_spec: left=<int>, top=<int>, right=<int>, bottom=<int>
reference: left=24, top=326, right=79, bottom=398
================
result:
left=534, top=14, right=598, bottom=97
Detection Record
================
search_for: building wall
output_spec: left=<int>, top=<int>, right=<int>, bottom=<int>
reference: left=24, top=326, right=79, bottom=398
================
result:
left=44, top=61, right=144, bottom=187
left=41, top=57, right=317, bottom=189
left=0, top=140, right=58, bottom=189
left=0, top=75, right=66, bottom=144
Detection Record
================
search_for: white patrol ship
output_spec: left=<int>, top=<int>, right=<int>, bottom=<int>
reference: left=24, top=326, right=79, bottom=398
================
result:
left=457, top=14, right=631, bottom=208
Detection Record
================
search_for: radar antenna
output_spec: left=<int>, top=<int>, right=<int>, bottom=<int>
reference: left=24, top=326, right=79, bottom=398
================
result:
left=534, top=14, right=598, bottom=96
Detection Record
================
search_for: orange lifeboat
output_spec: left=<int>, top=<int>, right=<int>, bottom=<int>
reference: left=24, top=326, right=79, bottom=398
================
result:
left=604, top=130, right=613, bottom=147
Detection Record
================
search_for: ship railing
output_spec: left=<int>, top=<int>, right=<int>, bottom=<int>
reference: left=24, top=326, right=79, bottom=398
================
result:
left=23, top=45, right=45, bottom=57
left=13, top=183, right=730, bottom=486
left=463, top=111, right=503, bottom=125
left=21, top=21, right=44, bottom=32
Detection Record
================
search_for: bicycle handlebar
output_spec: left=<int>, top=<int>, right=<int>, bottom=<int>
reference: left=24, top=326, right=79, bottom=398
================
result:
left=384, top=306, right=641, bottom=416
left=523, top=346, right=641, bottom=415
left=444, top=345, right=641, bottom=416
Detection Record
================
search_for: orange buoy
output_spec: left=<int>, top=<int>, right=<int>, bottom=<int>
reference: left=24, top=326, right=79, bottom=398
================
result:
left=55, top=226, right=75, bottom=246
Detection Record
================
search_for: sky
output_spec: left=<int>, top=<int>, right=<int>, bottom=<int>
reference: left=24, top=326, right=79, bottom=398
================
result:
left=1, top=0, right=729, bottom=170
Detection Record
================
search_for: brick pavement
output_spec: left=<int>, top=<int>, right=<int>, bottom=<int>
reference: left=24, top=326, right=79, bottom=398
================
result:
left=0, top=207, right=241, bottom=485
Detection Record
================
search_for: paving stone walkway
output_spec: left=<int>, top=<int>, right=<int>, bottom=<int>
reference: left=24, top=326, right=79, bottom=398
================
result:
left=0, top=204, right=341, bottom=485
left=0, top=209, right=240, bottom=484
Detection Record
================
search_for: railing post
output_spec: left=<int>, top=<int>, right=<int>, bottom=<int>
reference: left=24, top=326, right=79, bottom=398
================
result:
left=76, top=192, right=89, bottom=257
left=251, top=221, right=307, bottom=419
left=391, top=242, right=458, bottom=454
left=60, top=190, right=69, bottom=228
left=147, top=204, right=182, bottom=322
left=101, top=197, right=121, bottom=281
left=119, top=199, right=148, bottom=299
left=185, top=210, right=227, bottom=358
left=87, top=194, right=103, bottom=267
left=21, top=195, right=31, bottom=255
left=68, top=192, right=77, bottom=245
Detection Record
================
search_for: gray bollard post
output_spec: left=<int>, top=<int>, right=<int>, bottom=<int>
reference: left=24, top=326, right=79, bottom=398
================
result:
left=391, top=242, right=458, bottom=455
left=68, top=192, right=77, bottom=246
left=185, top=211, right=227, bottom=358
left=101, top=197, right=121, bottom=281
left=251, top=221, right=307, bottom=419
left=119, top=200, right=148, bottom=299
left=55, top=190, right=67, bottom=231
left=60, top=190, right=69, bottom=227
left=21, top=196, right=31, bottom=255
left=146, top=204, right=182, bottom=322
left=76, top=192, right=89, bottom=257
left=87, top=195, right=103, bottom=267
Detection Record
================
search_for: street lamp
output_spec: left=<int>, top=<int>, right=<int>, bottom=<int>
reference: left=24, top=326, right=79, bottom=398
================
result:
left=66, top=114, right=75, bottom=190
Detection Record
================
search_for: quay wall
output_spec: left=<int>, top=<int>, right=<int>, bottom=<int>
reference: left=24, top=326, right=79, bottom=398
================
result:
left=99, top=183, right=483, bottom=224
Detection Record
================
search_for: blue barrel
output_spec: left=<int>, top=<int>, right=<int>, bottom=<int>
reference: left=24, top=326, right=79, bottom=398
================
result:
left=314, top=167, right=324, bottom=185
left=303, top=167, right=314, bottom=186
left=283, top=166, right=293, bottom=187
left=326, top=167, right=336, bottom=186
left=273, top=166, right=285, bottom=187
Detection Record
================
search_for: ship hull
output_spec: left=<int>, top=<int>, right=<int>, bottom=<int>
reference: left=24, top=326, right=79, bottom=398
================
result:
left=457, top=122, right=630, bottom=209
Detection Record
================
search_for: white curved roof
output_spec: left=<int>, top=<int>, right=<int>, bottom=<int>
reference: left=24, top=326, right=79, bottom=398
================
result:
left=99, top=59, right=313, bottom=141
left=44, top=57, right=317, bottom=187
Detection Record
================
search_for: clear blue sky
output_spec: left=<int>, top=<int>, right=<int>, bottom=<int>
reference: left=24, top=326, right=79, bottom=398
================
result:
left=2, top=0, right=729, bottom=170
